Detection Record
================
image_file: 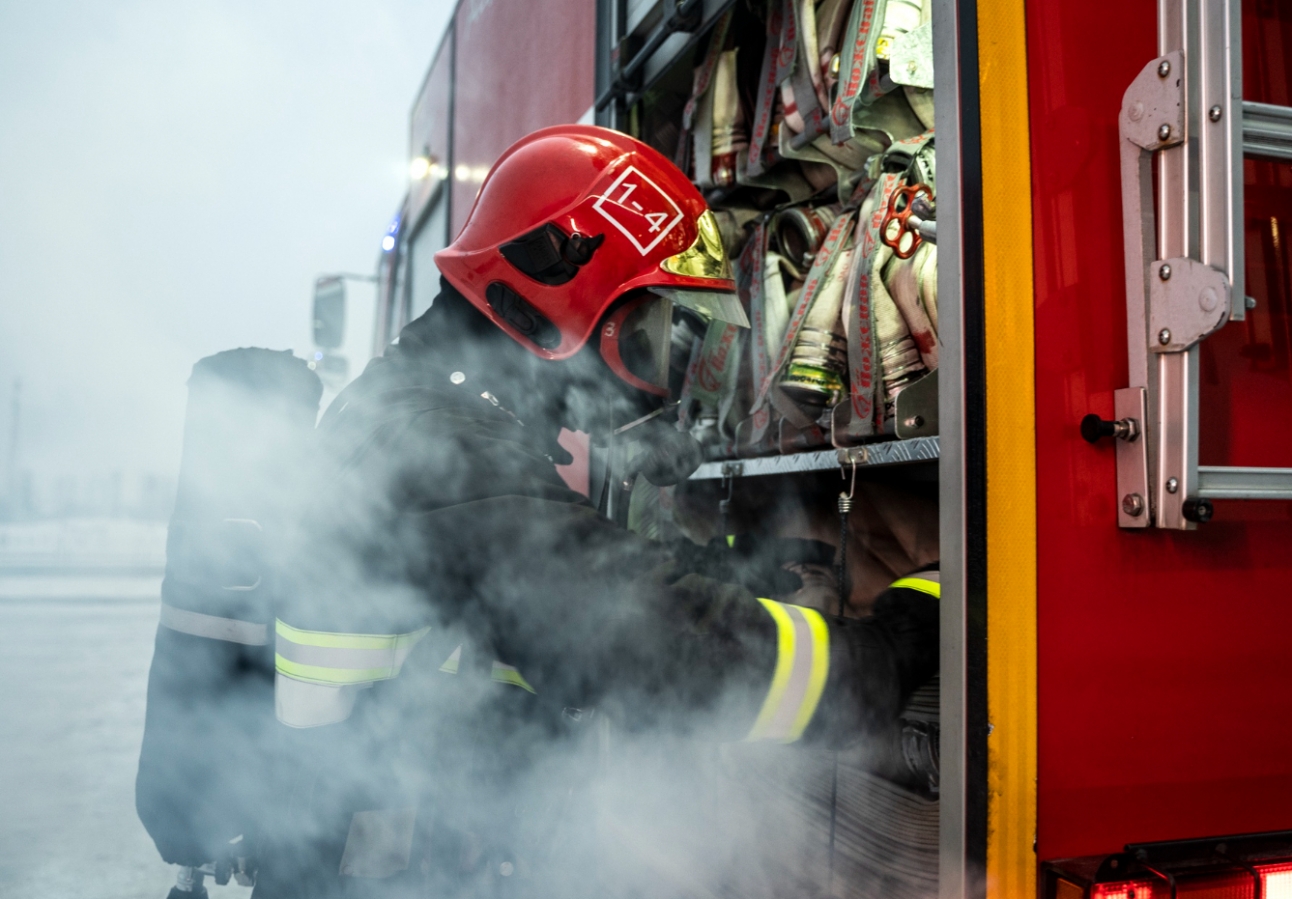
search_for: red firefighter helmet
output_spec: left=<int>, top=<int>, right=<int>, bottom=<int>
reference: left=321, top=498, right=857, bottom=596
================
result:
left=435, top=125, right=746, bottom=396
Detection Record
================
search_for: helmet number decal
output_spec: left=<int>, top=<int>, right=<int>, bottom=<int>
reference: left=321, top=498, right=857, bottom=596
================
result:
left=592, top=166, right=684, bottom=256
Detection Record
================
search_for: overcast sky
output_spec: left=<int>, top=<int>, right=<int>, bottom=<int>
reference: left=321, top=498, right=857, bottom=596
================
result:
left=0, top=0, right=455, bottom=504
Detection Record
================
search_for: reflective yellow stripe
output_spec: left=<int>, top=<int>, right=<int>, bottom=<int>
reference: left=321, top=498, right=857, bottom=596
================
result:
left=275, top=619, right=427, bottom=651
left=435, top=646, right=534, bottom=693
left=745, top=598, right=830, bottom=744
left=274, top=619, right=429, bottom=687
left=490, top=662, right=536, bottom=694
left=275, top=657, right=396, bottom=686
left=890, top=576, right=941, bottom=599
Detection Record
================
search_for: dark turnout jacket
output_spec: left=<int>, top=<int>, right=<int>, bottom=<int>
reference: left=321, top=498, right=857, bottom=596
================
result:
left=254, top=300, right=939, bottom=898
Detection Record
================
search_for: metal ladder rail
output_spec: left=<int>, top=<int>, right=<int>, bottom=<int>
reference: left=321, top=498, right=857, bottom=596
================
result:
left=1109, top=0, right=1292, bottom=527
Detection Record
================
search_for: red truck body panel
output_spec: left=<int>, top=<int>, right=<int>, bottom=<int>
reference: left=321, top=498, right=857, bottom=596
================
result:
left=408, top=37, right=452, bottom=231
left=451, top=0, right=596, bottom=239
left=1029, top=0, right=1292, bottom=861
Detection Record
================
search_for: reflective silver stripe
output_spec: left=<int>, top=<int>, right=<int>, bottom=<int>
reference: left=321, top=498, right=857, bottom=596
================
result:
left=159, top=603, right=267, bottom=646
left=438, top=645, right=462, bottom=674
left=274, top=620, right=430, bottom=686
left=746, top=599, right=830, bottom=743
left=275, top=673, right=370, bottom=728
left=763, top=603, right=814, bottom=739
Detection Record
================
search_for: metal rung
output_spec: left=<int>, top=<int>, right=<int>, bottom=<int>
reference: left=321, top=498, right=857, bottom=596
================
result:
left=1197, top=465, right=1292, bottom=500
left=1243, top=101, right=1292, bottom=161
left=689, top=436, right=940, bottom=480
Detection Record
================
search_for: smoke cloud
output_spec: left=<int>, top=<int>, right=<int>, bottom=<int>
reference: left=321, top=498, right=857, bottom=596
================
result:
left=0, top=4, right=941, bottom=896
left=0, top=0, right=453, bottom=514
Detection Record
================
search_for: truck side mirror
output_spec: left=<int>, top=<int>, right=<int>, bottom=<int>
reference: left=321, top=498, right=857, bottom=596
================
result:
left=313, top=277, right=346, bottom=349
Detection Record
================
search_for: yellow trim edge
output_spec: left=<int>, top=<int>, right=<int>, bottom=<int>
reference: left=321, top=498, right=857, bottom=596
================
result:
left=979, top=0, right=1039, bottom=892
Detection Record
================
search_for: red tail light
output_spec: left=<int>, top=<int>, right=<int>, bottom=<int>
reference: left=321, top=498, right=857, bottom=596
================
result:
left=1091, top=882, right=1155, bottom=899
left=1046, top=831, right=1292, bottom=899
left=1261, top=862, right=1292, bottom=898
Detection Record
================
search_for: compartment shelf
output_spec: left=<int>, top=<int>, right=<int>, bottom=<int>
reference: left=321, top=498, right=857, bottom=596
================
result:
left=690, top=436, right=940, bottom=480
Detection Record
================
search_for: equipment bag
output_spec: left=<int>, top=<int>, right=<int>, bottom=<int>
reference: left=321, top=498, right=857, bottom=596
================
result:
left=136, top=348, right=321, bottom=869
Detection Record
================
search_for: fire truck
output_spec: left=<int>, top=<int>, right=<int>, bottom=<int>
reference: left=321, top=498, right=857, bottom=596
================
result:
left=307, top=0, right=1292, bottom=895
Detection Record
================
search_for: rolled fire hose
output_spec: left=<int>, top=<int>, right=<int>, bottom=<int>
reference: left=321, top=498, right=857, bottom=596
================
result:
left=762, top=251, right=795, bottom=355
left=871, top=245, right=927, bottom=408
left=771, top=205, right=837, bottom=280
left=780, top=247, right=855, bottom=412
left=915, top=241, right=938, bottom=334
left=883, top=242, right=939, bottom=370
left=710, top=49, right=746, bottom=187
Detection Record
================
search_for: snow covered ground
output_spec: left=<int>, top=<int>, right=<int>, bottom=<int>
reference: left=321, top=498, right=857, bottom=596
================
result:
left=0, top=520, right=252, bottom=898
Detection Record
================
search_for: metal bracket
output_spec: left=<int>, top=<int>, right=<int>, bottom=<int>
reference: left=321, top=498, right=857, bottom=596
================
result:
left=1120, top=51, right=1186, bottom=153
left=1115, top=387, right=1151, bottom=528
left=720, top=461, right=744, bottom=479
left=1147, top=257, right=1230, bottom=352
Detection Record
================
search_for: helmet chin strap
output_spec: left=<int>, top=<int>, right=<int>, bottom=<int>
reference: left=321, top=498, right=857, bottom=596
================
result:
left=612, top=402, right=674, bottom=436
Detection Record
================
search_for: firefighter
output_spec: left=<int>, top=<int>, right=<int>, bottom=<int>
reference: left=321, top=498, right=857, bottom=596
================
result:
left=255, top=125, right=938, bottom=898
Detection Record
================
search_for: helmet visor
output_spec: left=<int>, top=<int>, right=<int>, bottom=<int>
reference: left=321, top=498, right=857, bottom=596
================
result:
left=601, top=293, right=674, bottom=396
left=648, top=287, right=749, bottom=329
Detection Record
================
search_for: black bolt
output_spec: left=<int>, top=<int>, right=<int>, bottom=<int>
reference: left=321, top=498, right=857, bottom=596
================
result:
left=1182, top=498, right=1214, bottom=523
left=1081, top=414, right=1116, bottom=443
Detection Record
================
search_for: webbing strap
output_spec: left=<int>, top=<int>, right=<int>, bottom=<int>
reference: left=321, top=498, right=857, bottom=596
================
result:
left=677, top=9, right=735, bottom=175
left=844, top=174, right=902, bottom=436
left=746, top=598, right=830, bottom=743
left=159, top=603, right=268, bottom=646
left=275, top=619, right=429, bottom=686
left=679, top=10, right=734, bottom=133
left=688, top=321, right=743, bottom=409
left=890, top=574, right=941, bottom=599
left=676, top=336, right=705, bottom=430
left=746, top=0, right=794, bottom=177
left=786, top=0, right=828, bottom=142
left=830, top=0, right=888, bottom=143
